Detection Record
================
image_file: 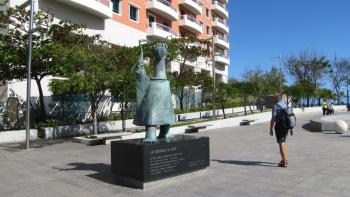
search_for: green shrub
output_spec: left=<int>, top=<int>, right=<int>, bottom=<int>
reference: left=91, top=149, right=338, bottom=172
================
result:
left=174, top=100, right=244, bottom=114
left=35, top=119, right=61, bottom=129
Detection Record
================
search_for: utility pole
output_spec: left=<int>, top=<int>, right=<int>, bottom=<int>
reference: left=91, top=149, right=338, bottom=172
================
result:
left=19, top=0, right=35, bottom=150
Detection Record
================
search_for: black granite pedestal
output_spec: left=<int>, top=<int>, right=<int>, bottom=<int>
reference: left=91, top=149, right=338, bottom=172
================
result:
left=111, top=135, right=210, bottom=189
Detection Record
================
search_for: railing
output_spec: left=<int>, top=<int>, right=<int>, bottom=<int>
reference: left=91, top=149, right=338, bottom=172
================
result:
left=217, top=35, right=228, bottom=42
left=216, top=52, right=229, bottom=59
left=180, top=15, right=202, bottom=27
left=212, top=1, right=227, bottom=11
left=215, top=18, right=228, bottom=26
left=149, top=22, right=178, bottom=36
left=190, top=0, right=203, bottom=8
left=149, top=0, right=177, bottom=12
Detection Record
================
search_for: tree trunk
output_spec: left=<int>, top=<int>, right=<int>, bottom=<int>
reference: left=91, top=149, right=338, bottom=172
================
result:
left=221, top=98, right=226, bottom=119
left=35, top=78, right=46, bottom=121
left=178, top=89, right=185, bottom=110
left=318, top=97, right=321, bottom=106
left=258, top=98, right=263, bottom=112
left=91, top=98, right=97, bottom=135
left=306, top=95, right=310, bottom=107
left=248, top=104, right=253, bottom=113
left=121, top=101, right=128, bottom=132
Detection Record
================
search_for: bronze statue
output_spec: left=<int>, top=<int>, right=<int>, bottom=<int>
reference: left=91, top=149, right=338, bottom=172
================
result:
left=132, top=43, right=175, bottom=143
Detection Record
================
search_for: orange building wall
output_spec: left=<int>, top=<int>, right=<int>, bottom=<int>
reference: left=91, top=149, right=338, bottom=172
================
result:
left=109, top=0, right=227, bottom=54
left=112, top=0, right=148, bottom=32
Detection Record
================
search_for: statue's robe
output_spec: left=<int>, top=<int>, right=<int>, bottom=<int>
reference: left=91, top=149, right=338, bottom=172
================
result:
left=133, top=66, right=175, bottom=126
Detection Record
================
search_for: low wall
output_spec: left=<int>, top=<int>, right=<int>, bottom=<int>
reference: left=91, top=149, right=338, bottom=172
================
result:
left=176, top=106, right=258, bottom=121
left=41, top=120, right=141, bottom=139
left=0, top=129, right=38, bottom=144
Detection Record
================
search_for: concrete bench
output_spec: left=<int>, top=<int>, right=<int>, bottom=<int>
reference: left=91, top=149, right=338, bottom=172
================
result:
left=185, top=125, right=211, bottom=133
left=240, top=119, right=257, bottom=126
left=91, top=132, right=132, bottom=145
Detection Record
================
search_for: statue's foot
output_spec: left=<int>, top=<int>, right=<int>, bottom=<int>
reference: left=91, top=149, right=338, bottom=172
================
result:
left=158, top=124, right=173, bottom=139
left=144, top=126, right=157, bottom=143
left=143, top=137, right=157, bottom=144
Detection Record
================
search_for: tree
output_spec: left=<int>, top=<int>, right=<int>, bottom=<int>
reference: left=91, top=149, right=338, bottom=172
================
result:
left=165, top=37, right=210, bottom=110
left=243, top=66, right=284, bottom=112
left=109, top=45, right=139, bottom=132
left=0, top=7, right=82, bottom=120
left=329, top=58, right=350, bottom=104
left=284, top=51, right=330, bottom=106
left=283, top=85, right=301, bottom=107
left=235, top=81, right=255, bottom=115
left=216, top=81, right=236, bottom=118
left=315, top=88, right=336, bottom=105
left=50, top=40, right=117, bottom=135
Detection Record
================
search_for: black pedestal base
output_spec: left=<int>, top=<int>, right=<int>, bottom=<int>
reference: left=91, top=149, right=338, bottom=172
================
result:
left=111, top=135, right=210, bottom=189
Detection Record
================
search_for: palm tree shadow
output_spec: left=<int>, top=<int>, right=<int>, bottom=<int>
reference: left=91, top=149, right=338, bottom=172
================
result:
left=212, top=159, right=278, bottom=167
left=53, top=162, right=137, bottom=188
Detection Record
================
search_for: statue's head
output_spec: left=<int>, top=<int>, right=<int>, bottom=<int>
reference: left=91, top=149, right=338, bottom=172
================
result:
left=151, top=43, right=168, bottom=60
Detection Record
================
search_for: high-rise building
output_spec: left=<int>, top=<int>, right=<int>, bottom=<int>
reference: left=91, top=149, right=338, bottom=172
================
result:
left=3, top=0, right=229, bottom=102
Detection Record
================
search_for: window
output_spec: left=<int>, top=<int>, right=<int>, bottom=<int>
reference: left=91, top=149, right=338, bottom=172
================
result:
left=206, top=8, right=210, bottom=17
left=148, top=14, right=155, bottom=27
left=112, top=0, right=121, bottom=14
left=206, top=26, right=210, bottom=35
left=129, top=4, right=139, bottom=22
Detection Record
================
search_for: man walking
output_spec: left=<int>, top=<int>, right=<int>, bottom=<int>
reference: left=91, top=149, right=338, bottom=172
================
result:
left=322, top=99, right=328, bottom=116
left=270, top=94, right=293, bottom=168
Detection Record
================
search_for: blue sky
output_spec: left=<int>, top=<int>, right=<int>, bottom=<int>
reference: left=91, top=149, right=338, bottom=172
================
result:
left=227, top=0, right=350, bottom=82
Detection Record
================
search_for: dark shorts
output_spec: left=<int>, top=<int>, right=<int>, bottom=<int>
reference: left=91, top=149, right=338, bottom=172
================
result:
left=275, top=125, right=288, bottom=143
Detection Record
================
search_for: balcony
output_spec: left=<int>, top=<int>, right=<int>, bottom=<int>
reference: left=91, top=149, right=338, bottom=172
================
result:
left=178, top=0, right=203, bottom=15
left=147, top=22, right=178, bottom=39
left=215, top=53, right=230, bottom=65
left=212, top=1, right=228, bottom=18
left=214, top=35, right=229, bottom=49
left=212, top=18, right=229, bottom=34
left=179, top=15, right=203, bottom=34
left=147, top=0, right=178, bottom=21
left=52, top=0, right=113, bottom=19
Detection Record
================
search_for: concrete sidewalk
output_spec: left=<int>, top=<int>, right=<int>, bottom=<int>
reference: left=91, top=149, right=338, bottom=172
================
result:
left=1, top=114, right=350, bottom=197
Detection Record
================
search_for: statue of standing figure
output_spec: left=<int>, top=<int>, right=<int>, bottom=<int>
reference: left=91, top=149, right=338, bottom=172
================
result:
left=132, top=43, right=175, bottom=143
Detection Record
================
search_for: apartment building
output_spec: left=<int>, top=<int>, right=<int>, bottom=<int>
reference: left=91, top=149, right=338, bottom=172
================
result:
left=3, top=0, right=229, bottom=104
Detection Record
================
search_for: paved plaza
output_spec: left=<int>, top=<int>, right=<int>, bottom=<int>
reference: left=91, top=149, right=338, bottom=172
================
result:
left=1, top=114, right=350, bottom=197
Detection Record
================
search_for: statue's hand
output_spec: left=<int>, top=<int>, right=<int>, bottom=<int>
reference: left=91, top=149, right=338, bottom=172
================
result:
left=137, top=48, right=143, bottom=65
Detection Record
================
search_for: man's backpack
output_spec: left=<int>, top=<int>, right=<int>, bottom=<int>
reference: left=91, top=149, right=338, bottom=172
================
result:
left=276, top=104, right=296, bottom=129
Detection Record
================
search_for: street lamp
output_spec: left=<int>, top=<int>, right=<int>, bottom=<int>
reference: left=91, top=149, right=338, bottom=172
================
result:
left=19, top=0, right=35, bottom=150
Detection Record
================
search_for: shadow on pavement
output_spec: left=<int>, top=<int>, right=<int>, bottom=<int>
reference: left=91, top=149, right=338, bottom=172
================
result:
left=0, top=139, right=70, bottom=152
left=212, top=159, right=277, bottom=167
left=302, top=123, right=318, bottom=132
left=54, top=163, right=115, bottom=184
left=53, top=163, right=133, bottom=187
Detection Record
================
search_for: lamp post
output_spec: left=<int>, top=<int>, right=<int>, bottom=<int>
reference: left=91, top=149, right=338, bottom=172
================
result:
left=347, top=73, right=349, bottom=108
left=212, top=35, right=216, bottom=119
left=19, top=0, right=35, bottom=150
